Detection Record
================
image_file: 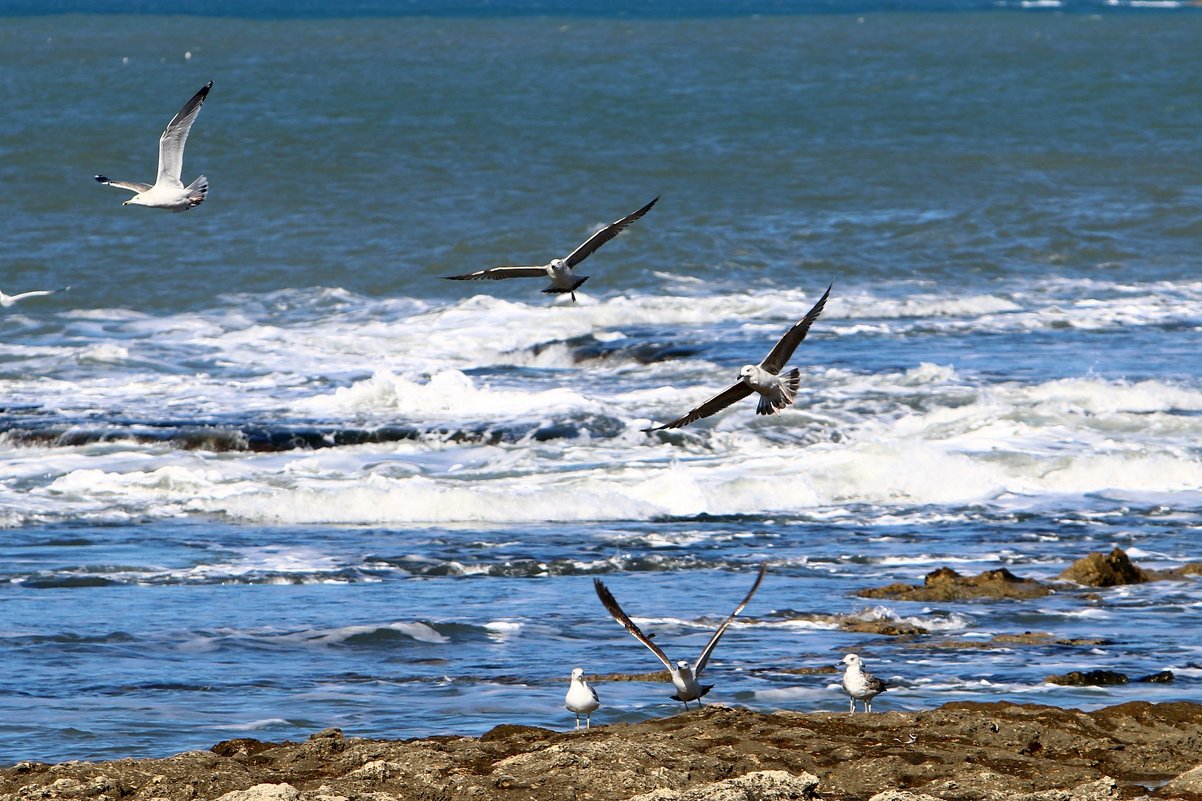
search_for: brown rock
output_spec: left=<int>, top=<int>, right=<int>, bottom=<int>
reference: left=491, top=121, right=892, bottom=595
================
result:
left=625, top=770, right=820, bottom=800
left=1058, top=547, right=1149, bottom=587
left=4, top=702, right=1202, bottom=801
left=858, top=566, right=1052, bottom=601
left=1159, top=763, right=1202, bottom=797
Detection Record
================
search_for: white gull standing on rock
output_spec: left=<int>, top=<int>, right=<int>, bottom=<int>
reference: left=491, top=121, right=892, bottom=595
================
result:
left=840, top=653, right=887, bottom=713
left=644, top=283, right=831, bottom=431
left=95, top=81, right=212, bottom=212
left=593, top=563, right=767, bottom=710
left=444, top=196, right=658, bottom=301
left=564, top=667, right=600, bottom=730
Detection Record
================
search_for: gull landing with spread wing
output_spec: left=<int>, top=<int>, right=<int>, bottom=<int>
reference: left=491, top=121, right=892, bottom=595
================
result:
left=593, top=563, right=767, bottom=709
left=95, top=81, right=212, bottom=212
left=444, top=196, right=658, bottom=301
left=645, top=284, right=831, bottom=431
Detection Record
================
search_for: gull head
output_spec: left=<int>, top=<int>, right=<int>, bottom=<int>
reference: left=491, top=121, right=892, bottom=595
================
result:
left=571, top=667, right=585, bottom=680
left=676, top=659, right=692, bottom=671
left=841, top=654, right=862, bottom=669
left=738, top=364, right=760, bottom=384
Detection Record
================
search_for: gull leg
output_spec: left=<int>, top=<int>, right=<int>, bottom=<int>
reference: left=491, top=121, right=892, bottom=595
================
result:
left=585, top=714, right=591, bottom=730
left=575, top=714, right=581, bottom=730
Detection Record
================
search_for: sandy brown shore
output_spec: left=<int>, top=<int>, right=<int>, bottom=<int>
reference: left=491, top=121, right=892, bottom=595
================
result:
left=6, top=701, right=1202, bottom=801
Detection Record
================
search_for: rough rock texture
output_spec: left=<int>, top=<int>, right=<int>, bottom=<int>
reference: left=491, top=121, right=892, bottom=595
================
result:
left=1058, top=547, right=1202, bottom=587
left=1059, top=549, right=1151, bottom=587
left=857, top=567, right=1052, bottom=602
left=625, top=770, right=819, bottom=800
left=1158, top=764, right=1202, bottom=797
left=6, top=702, right=1202, bottom=801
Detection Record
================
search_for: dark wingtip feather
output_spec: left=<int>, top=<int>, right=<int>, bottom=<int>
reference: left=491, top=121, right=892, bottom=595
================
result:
left=94, top=175, right=108, bottom=183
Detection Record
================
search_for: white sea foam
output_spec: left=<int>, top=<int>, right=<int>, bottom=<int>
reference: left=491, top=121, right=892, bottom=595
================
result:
left=7, top=279, right=1202, bottom=525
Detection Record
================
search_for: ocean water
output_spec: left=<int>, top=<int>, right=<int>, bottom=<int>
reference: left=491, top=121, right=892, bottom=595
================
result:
left=3, top=3, right=1202, bottom=766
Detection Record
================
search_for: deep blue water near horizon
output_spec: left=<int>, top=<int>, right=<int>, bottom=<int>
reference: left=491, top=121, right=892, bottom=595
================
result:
left=3, top=4, right=1202, bottom=766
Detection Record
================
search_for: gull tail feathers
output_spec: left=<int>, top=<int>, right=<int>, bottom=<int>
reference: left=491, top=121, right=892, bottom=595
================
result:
left=541, top=276, right=589, bottom=295
left=756, top=368, right=801, bottom=415
left=178, top=175, right=208, bottom=212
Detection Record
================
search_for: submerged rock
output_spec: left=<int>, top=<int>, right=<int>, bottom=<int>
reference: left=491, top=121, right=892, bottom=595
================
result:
left=922, top=632, right=1110, bottom=650
left=858, top=566, right=1052, bottom=602
left=1046, top=670, right=1129, bottom=686
left=1047, top=669, right=1174, bottom=687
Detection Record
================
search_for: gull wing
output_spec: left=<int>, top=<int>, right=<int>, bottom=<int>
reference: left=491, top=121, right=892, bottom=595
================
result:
left=694, top=562, right=768, bottom=677
left=759, top=283, right=832, bottom=375
left=94, top=175, right=152, bottom=194
left=643, top=381, right=753, bottom=431
left=444, top=265, right=549, bottom=281
left=594, top=578, right=673, bottom=671
left=6, top=289, right=57, bottom=302
left=564, top=196, right=659, bottom=268
left=157, top=81, right=212, bottom=186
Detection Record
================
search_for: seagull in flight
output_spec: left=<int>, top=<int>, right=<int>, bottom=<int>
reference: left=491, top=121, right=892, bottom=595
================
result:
left=1, top=286, right=67, bottom=308
left=95, top=81, right=212, bottom=212
left=564, top=667, right=600, bottom=730
left=840, top=653, right=887, bottom=713
left=444, top=196, right=658, bottom=301
left=593, top=563, right=767, bottom=709
left=645, top=284, right=831, bottom=431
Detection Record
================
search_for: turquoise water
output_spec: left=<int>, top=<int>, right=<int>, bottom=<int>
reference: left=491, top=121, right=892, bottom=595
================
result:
left=3, top=6, right=1202, bottom=764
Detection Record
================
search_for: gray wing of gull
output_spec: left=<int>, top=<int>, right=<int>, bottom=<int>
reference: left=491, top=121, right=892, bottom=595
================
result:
left=594, top=578, right=673, bottom=671
left=759, top=283, right=831, bottom=375
left=157, top=81, right=212, bottom=186
left=587, top=682, right=599, bottom=703
left=564, top=196, right=658, bottom=268
left=444, top=265, right=549, bottom=281
left=694, top=562, right=767, bottom=677
left=94, top=175, right=152, bottom=194
left=865, top=673, right=887, bottom=693
left=644, top=381, right=753, bottom=431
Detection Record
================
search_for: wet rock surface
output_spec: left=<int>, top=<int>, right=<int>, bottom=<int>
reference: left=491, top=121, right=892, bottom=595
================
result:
left=1059, top=548, right=1152, bottom=587
left=857, top=566, right=1052, bottom=602
left=7, top=702, right=1202, bottom=801
left=1058, top=548, right=1202, bottom=588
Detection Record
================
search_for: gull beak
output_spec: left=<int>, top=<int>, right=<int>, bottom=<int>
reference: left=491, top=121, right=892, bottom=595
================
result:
left=122, top=200, right=131, bottom=206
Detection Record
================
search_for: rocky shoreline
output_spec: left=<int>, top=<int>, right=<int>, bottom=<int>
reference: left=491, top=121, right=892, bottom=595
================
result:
left=6, top=700, right=1202, bottom=801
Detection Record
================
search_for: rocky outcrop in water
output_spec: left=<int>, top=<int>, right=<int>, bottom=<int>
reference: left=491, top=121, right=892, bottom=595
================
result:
left=7, top=702, right=1202, bottom=801
left=1058, top=547, right=1202, bottom=587
left=857, top=566, right=1052, bottom=602
left=1058, top=548, right=1150, bottom=587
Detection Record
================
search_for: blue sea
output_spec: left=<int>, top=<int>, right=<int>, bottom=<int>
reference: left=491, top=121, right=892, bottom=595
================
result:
left=3, top=0, right=1202, bottom=766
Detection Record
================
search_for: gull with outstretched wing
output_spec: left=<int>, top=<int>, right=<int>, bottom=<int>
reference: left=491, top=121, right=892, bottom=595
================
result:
left=645, top=284, right=831, bottom=431
left=593, top=563, right=767, bottom=709
left=445, top=196, right=658, bottom=301
left=95, top=81, right=212, bottom=212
